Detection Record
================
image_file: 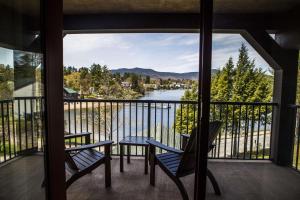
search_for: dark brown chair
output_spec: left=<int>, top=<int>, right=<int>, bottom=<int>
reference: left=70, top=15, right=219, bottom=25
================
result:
left=147, top=121, right=222, bottom=200
left=64, top=132, right=113, bottom=188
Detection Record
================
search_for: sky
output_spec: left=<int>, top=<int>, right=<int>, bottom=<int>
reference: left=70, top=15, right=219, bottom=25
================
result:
left=62, top=33, right=271, bottom=73
left=0, top=33, right=271, bottom=73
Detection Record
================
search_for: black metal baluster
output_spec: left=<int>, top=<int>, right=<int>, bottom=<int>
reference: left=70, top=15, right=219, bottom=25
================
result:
left=142, top=103, right=144, bottom=155
left=296, top=108, right=300, bottom=169
left=231, top=105, right=235, bottom=158
left=135, top=102, right=138, bottom=155
left=167, top=103, right=170, bottom=147
left=129, top=102, right=131, bottom=138
left=74, top=101, right=77, bottom=146
left=250, top=105, right=255, bottom=159
left=224, top=104, right=228, bottom=158
left=256, top=105, right=261, bottom=159
left=110, top=102, right=113, bottom=142
left=173, top=103, right=176, bottom=148
left=117, top=102, right=119, bottom=155
left=12, top=101, right=16, bottom=157
left=104, top=102, right=107, bottom=140
left=24, top=100, right=28, bottom=150
left=160, top=103, right=163, bottom=153
left=1, top=102, right=6, bottom=161
left=237, top=105, right=242, bottom=159
left=269, top=105, right=274, bottom=158
left=262, top=105, right=268, bottom=159
left=30, top=99, right=34, bottom=148
left=243, top=105, right=249, bottom=159
left=98, top=101, right=101, bottom=151
left=86, top=101, right=89, bottom=133
left=18, top=99, right=21, bottom=152
left=217, top=104, right=222, bottom=158
left=68, top=101, right=71, bottom=147
left=7, top=102, right=11, bottom=159
left=154, top=103, right=157, bottom=141
left=123, top=102, right=125, bottom=139
left=186, top=103, right=189, bottom=134
left=80, top=101, right=83, bottom=144
left=92, top=101, right=95, bottom=143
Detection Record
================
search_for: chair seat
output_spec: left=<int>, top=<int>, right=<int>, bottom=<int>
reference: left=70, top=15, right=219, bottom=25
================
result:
left=156, top=152, right=182, bottom=176
left=66, top=149, right=104, bottom=174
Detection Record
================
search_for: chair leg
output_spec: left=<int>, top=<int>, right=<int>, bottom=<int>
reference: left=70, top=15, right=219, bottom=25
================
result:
left=207, top=169, right=221, bottom=195
left=150, top=154, right=156, bottom=186
left=173, top=178, right=189, bottom=200
left=104, top=145, right=112, bottom=188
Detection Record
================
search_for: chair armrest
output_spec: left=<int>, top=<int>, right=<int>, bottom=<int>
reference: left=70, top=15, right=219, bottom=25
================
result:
left=146, top=139, right=183, bottom=154
left=64, top=132, right=91, bottom=140
left=180, top=134, right=190, bottom=150
left=181, top=134, right=190, bottom=139
left=65, top=140, right=113, bottom=152
left=209, top=144, right=216, bottom=151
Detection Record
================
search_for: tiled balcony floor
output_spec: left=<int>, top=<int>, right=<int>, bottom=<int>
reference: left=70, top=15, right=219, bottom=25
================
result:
left=1, top=155, right=300, bottom=200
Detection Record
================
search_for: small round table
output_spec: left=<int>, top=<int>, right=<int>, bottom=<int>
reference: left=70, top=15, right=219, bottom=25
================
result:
left=119, top=136, right=152, bottom=174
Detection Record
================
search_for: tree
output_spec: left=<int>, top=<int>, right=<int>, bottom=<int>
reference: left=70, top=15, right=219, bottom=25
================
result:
left=211, top=57, right=234, bottom=101
left=0, top=64, right=13, bottom=100
left=145, top=75, right=150, bottom=84
left=79, top=67, right=92, bottom=97
left=296, top=53, right=300, bottom=104
left=176, top=43, right=273, bottom=136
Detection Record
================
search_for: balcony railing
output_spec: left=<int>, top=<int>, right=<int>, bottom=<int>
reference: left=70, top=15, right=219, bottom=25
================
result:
left=64, top=99, right=276, bottom=160
left=0, top=97, right=276, bottom=165
left=0, top=97, right=44, bottom=164
left=291, top=105, right=300, bottom=171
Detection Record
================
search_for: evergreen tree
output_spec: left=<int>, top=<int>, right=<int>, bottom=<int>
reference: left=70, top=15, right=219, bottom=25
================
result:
left=211, top=57, right=234, bottom=101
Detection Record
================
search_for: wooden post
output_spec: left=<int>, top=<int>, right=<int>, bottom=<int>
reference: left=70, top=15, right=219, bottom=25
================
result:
left=194, top=0, right=213, bottom=199
left=43, top=0, right=66, bottom=199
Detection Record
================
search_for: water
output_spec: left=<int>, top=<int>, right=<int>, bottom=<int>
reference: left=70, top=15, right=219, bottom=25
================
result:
left=139, top=89, right=186, bottom=101
left=64, top=89, right=187, bottom=154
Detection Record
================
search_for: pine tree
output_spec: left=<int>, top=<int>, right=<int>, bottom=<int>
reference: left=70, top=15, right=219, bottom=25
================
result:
left=211, top=57, right=234, bottom=101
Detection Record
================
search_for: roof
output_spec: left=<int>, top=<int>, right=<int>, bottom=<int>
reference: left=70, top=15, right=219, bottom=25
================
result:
left=64, top=87, right=79, bottom=94
left=5, top=0, right=300, bottom=15
left=63, top=0, right=300, bottom=15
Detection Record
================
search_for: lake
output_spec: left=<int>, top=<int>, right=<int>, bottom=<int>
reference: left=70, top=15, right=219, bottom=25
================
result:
left=64, top=89, right=187, bottom=154
left=139, top=89, right=186, bottom=101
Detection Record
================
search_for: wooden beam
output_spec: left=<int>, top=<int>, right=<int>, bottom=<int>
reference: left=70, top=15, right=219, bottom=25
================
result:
left=241, top=30, right=292, bottom=70
left=63, top=13, right=290, bottom=34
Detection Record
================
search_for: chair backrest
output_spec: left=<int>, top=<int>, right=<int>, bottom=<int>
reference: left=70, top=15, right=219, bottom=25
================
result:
left=176, top=121, right=222, bottom=177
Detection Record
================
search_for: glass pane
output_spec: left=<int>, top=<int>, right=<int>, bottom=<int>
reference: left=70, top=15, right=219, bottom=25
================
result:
left=210, top=1, right=300, bottom=200
left=0, top=1, right=46, bottom=199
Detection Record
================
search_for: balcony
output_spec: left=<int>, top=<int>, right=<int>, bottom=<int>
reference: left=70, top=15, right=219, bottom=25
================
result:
left=1, top=97, right=300, bottom=199
left=1, top=155, right=300, bottom=200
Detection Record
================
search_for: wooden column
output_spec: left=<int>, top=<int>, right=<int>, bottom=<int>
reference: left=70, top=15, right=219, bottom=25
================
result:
left=43, top=0, right=66, bottom=199
left=194, top=0, right=213, bottom=199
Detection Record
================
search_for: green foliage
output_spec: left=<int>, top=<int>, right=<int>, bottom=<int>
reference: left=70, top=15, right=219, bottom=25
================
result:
left=0, top=64, right=13, bottom=100
left=296, top=52, right=300, bottom=104
left=176, top=43, right=273, bottom=134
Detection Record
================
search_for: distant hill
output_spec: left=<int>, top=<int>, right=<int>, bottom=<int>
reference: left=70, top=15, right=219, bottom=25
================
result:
left=111, top=67, right=218, bottom=80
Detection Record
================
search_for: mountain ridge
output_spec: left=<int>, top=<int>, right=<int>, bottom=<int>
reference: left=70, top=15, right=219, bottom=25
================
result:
left=111, top=67, right=218, bottom=80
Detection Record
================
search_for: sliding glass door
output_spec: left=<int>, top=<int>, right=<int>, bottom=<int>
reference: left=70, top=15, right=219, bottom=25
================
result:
left=0, top=1, right=46, bottom=199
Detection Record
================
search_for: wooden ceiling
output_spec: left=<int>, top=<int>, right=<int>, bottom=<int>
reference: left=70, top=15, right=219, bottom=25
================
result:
left=63, top=0, right=300, bottom=14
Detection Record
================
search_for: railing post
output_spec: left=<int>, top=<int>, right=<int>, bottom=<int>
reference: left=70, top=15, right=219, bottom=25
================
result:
left=147, top=102, right=151, bottom=138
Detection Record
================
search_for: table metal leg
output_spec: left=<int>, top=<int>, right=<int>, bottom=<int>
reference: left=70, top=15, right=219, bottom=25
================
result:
left=120, top=144, right=124, bottom=172
left=127, top=145, right=130, bottom=164
left=145, top=146, right=149, bottom=174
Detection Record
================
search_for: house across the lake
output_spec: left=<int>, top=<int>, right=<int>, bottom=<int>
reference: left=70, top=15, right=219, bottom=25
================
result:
left=64, top=87, right=79, bottom=99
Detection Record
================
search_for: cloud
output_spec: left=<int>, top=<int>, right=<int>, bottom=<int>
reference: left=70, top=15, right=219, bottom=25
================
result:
left=63, top=33, right=271, bottom=73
